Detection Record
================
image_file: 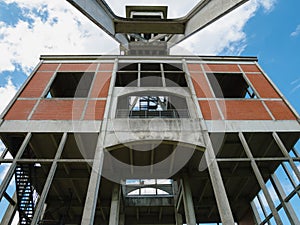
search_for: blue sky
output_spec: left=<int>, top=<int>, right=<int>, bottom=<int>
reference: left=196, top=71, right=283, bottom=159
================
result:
left=0, top=0, right=299, bottom=223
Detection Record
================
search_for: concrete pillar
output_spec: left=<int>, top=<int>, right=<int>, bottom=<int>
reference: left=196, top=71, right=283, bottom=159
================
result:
left=205, top=141, right=235, bottom=225
left=0, top=132, right=31, bottom=200
left=182, top=174, right=196, bottom=225
left=271, top=174, right=299, bottom=225
left=1, top=192, right=17, bottom=225
left=109, top=184, right=121, bottom=225
left=175, top=212, right=183, bottom=225
left=239, top=132, right=283, bottom=225
left=31, top=132, right=67, bottom=225
left=81, top=59, right=118, bottom=225
left=81, top=138, right=105, bottom=225
left=119, top=213, right=125, bottom=225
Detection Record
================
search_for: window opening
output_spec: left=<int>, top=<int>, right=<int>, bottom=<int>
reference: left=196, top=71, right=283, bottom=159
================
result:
left=116, top=93, right=189, bottom=118
left=165, top=72, right=187, bottom=87
left=115, top=63, right=187, bottom=87
left=207, top=73, right=257, bottom=98
left=140, top=72, right=162, bottom=87
left=46, top=72, right=94, bottom=98
left=125, top=179, right=173, bottom=196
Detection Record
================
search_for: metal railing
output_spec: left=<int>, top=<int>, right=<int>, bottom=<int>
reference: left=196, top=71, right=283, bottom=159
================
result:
left=116, top=109, right=189, bottom=118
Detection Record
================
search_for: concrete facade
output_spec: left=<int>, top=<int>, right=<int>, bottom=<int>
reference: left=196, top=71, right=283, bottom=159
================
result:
left=0, top=55, right=299, bottom=225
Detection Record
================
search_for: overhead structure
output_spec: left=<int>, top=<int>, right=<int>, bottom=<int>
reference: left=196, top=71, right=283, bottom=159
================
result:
left=67, top=0, right=248, bottom=54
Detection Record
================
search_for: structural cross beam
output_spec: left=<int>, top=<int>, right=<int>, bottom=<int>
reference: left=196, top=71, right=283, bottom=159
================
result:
left=67, top=0, right=248, bottom=50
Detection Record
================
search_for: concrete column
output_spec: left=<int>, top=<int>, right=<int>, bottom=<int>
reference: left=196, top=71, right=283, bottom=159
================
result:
left=1, top=192, right=17, bottom=225
left=239, top=132, right=283, bottom=225
left=272, top=132, right=300, bottom=181
left=119, top=213, right=125, bottom=225
left=271, top=174, right=299, bottom=225
left=175, top=212, right=183, bottom=225
left=81, top=137, right=105, bottom=225
left=81, top=59, right=118, bottom=225
left=182, top=175, right=196, bottom=225
left=0, top=132, right=31, bottom=200
left=31, top=132, right=67, bottom=225
left=205, top=141, right=235, bottom=225
left=109, top=184, right=121, bottom=225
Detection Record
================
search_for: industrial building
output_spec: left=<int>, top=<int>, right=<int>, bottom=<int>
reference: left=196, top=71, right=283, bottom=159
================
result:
left=0, top=0, right=299, bottom=225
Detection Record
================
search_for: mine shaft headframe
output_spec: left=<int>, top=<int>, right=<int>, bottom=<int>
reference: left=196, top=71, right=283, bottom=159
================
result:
left=67, top=0, right=249, bottom=55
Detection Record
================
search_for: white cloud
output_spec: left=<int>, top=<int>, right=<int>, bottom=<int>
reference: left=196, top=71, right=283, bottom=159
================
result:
left=259, top=0, right=277, bottom=13
left=0, top=0, right=118, bottom=73
left=0, top=0, right=277, bottom=74
left=290, top=78, right=300, bottom=93
left=291, top=24, right=300, bottom=37
left=173, top=0, right=276, bottom=55
left=0, top=77, right=18, bottom=115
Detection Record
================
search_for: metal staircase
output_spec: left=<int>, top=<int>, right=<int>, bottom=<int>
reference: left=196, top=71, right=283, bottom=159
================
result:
left=15, top=164, right=34, bottom=225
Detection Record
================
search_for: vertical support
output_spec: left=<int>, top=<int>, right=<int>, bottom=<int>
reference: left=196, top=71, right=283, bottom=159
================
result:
left=182, top=174, right=196, bottom=225
left=257, top=194, right=271, bottom=225
left=205, top=141, right=235, bottom=225
left=239, top=132, right=283, bottom=225
left=250, top=201, right=261, bottom=225
left=271, top=174, right=299, bottom=225
left=175, top=212, right=183, bottom=225
left=272, top=132, right=300, bottom=181
left=81, top=59, right=118, bottom=225
left=119, top=213, right=125, bottom=225
left=1, top=192, right=17, bottom=225
left=81, top=133, right=106, bottom=225
left=109, top=184, right=121, bottom=225
left=31, top=132, right=68, bottom=225
left=0, top=132, right=32, bottom=200
left=182, top=59, right=234, bottom=225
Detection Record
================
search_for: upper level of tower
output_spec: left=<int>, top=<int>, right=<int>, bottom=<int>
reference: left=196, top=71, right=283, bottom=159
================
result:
left=66, top=0, right=249, bottom=55
left=1, top=55, right=299, bottom=134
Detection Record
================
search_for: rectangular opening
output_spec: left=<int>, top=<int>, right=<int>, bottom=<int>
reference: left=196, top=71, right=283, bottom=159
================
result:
left=207, top=73, right=257, bottom=98
left=141, top=63, right=161, bottom=71
left=118, top=63, right=138, bottom=71
left=115, top=72, right=138, bottom=87
left=163, top=63, right=182, bottom=71
left=46, top=72, right=93, bottom=98
left=140, top=72, right=162, bottom=87
left=165, top=72, right=187, bottom=87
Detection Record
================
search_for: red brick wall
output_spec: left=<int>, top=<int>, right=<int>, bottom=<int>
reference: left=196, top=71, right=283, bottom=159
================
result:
left=31, top=100, right=85, bottom=120
left=265, top=101, right=297, bottom=120
left=246, top=73, right=280, bottom=98
left=203, top=64, right=241, bottom=72
left=84, top=100, right=106, bottom=120
left=4, top=100, right=36, bottom=120
left=191, top=73, right=213, bottom=98
left=198, top=100, right=221, bottom=120
left=58, top=63, right=98, bottom=72
left=239, top=64, right=261, bottom=73
left=90, top=72, right=111, bottom=98
left=219, top=100, right=272, bottom=120
left=38, top=63, right=59, bottom=71
left=20, top=72, right=54, bottom=98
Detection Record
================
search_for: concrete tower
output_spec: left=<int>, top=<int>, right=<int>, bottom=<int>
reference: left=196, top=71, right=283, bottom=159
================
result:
left=0, top=1, right=299, bottom=225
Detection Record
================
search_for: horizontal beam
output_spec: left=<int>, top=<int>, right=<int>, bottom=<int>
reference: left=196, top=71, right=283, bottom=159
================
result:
left=114, top=20, right=184, bottom=34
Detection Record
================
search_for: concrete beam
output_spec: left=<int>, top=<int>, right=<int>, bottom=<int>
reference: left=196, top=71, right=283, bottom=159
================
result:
left=182, top=175, right=196, bottom=225
left=31, top=132, right=68, bottom=225
left=239, top=132, right=283, bottom=225
left=109, top=184, right=121, bottom=225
